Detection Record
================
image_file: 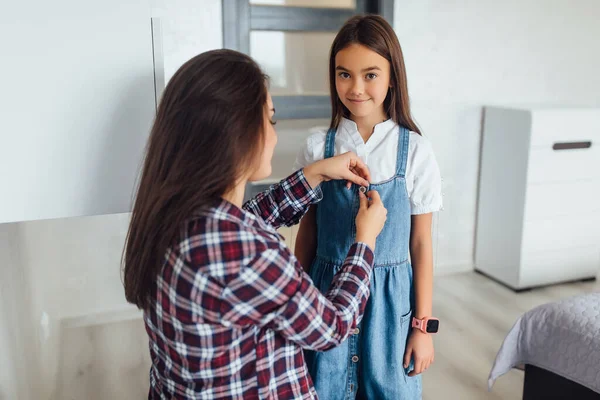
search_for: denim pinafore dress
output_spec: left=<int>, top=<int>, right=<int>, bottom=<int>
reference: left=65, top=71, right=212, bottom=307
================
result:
left=304, top=126, right=422, bottom=399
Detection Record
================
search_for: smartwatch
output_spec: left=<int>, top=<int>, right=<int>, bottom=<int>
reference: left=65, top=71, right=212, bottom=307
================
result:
left=411, top=317, right=439, bottom=333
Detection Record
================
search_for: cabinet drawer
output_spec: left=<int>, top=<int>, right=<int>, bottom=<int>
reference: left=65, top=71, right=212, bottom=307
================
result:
left=521, top=212, right=600, bottom=253
left=524, top=180, right=600, bottom=220
left=530, top=109, right=600, bottom=147
left=519, top=245, right=600, bottom=288
left=527, top=145, right=600, bottom=184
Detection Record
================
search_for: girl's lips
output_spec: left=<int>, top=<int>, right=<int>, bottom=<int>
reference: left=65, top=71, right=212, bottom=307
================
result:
left=348, top=98, right=369, bottom=103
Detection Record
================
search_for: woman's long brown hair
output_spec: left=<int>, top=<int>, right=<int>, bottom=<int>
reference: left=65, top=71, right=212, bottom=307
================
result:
left=123, top=49, right=268, bottom=309
left=329, top=15, right=421, bottom=134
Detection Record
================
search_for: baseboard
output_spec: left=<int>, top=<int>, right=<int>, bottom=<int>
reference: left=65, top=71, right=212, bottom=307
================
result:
left=62, top=305, right=143, bottom=329
left=434, top=262, right=474, bottom=276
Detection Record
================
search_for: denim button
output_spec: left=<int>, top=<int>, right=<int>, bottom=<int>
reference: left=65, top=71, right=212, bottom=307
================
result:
left=351, top=355, right=359, bottom=363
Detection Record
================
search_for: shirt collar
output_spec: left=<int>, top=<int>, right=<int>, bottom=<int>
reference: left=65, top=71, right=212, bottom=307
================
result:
left=339, top=117, right=396, bottom=149
left=196, top=198, right=262, bottom=229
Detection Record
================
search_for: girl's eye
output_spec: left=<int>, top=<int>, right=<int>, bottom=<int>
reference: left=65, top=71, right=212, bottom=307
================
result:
left=270, top=120, right=277, bottom=126
left=366, top=73, right=377, bottom=80
left=338, top=72, right=350, bottom=79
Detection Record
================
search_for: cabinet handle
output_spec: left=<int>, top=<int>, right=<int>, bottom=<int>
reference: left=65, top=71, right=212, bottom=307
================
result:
left=552, top=141, right=592, bottom=150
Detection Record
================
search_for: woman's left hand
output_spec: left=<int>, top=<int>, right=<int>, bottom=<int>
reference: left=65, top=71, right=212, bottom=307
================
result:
left=404, top=329, right=435, bottom=377
left=304, top=151, right=371, bottom=189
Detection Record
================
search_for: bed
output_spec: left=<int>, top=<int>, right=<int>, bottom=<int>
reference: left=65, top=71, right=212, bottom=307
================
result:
left=488, top=292, right=600, bottom=399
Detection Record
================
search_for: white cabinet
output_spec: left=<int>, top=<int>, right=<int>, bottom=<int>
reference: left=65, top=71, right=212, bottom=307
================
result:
left=475, top=106, right=600, bottom=290
left=0, top=0, right=156, bottom=223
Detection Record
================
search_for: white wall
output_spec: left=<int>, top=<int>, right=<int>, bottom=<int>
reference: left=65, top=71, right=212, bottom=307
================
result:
left=0, top=0, right=156, bottom=224
left=394, top=0, right=600, bottom=273
left=3, top=1, right=600, bottom=398
left=0, top=224, right=32, bottom=400
left=0, top=1, right=222, bottom=399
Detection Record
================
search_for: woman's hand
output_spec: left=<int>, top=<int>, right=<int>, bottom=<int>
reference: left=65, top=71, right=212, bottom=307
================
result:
left=303, top=152, right=371, bottom=189
left=355, top=190, right=387, bottom=250
left=404, top=329, right=434, bottom=377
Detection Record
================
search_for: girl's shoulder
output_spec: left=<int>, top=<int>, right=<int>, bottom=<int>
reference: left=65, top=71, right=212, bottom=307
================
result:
left=305, top=126, right=329, bottom=148
left=407, top=131, right=437, bottom=160
left=408, top=130, right=432, bottom=148
left=293, top=126, right=328, bottom=171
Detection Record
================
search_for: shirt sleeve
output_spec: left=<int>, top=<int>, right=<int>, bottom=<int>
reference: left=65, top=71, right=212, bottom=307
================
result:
left=219, top=240, right=374, bottom=352
left=292, top=138, right=312, bottom=172
left=292, top=128, right=327, bottom=172
left=243, top=169, right=323, bottom=229
left=408, top=135, right=443, bottom=215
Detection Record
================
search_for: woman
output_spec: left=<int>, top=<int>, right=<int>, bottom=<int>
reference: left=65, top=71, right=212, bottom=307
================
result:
left=122, top=49, right=387, bottom=399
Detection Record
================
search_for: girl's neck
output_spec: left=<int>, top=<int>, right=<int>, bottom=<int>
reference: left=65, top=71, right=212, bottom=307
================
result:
left=351, top=108, right=389, bottom=143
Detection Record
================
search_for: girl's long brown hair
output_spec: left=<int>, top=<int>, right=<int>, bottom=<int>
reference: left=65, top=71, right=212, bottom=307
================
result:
left=123, top=49, right=268, bottom=309
left=329, top=15, right=421, bottom=134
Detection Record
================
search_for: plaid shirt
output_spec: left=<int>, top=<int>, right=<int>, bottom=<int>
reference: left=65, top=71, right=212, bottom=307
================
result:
left=144, top=170, right=374, bottom=399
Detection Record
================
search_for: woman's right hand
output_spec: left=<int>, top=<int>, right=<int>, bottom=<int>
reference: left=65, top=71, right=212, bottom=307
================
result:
left=355, top=190, right=387, bottom=250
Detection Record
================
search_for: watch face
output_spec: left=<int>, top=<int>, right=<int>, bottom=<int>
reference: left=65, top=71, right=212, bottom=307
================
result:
left=426, top=319, right=439, bottom=333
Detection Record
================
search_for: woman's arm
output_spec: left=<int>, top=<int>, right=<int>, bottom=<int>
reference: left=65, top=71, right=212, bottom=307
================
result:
left=217, top=190, right=385, bottom=352
left=244, top=152, right=370, bottom=230
left=219, top=240, right=374, bottom=352
left=243, top=169, right=320, bottom=230
left=294, top=205, right=317, bottom=273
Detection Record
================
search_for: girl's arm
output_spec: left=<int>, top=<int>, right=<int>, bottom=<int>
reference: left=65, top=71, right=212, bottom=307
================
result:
left=410, top=213, right=433, bottom=319
left=404, top=212, right=435, bottom=377
left=404, top=134, right=441, bottom=375
left=294, top=205, right=317, bottom=273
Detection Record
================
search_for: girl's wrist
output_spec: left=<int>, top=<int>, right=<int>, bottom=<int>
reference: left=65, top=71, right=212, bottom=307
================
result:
left=414, top=311, right=433, bottom=320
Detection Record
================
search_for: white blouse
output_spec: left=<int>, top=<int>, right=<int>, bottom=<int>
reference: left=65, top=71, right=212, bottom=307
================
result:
left=293, top=118, right=443, bottom=215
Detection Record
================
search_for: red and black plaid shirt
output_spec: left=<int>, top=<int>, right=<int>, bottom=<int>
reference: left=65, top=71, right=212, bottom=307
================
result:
left=144, top=170, right=374, bottom=399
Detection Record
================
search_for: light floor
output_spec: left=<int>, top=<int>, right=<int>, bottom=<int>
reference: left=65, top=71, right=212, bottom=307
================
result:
left=42, top=271, right=599, bottom=400
left=423, top=271, right=600, bottom=400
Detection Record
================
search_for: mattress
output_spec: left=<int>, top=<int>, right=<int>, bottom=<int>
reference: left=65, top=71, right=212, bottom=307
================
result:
left=488, top=292, right=600, bottom=393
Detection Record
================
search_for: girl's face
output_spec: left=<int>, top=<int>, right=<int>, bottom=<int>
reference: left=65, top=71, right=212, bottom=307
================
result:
left=248, top=91, right=278, bottom=182
left=334, top=43, right=391, bottom=120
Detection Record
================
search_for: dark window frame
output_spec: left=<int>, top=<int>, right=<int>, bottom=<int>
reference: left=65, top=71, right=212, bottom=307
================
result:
left=222, top=0, right=395, bottom=119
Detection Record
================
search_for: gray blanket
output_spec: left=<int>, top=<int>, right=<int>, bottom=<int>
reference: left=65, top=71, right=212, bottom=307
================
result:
left=488, top=292, right=600, bottom=394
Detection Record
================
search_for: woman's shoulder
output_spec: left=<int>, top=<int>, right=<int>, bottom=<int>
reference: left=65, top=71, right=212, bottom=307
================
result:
left=179, top=207, right=277, bottom=266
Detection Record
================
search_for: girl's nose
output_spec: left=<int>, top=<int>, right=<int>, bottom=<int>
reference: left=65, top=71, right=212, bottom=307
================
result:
left=350, top=79, right=364, bottom=96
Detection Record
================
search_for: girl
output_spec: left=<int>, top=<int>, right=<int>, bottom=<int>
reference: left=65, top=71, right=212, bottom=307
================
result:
left=122, top=49, right=389, bottom=399
left=294, top=15, right=443, bottom=399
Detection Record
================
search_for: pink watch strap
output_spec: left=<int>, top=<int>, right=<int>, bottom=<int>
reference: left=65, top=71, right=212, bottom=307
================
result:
left=411, top=317, right=425, bottom=331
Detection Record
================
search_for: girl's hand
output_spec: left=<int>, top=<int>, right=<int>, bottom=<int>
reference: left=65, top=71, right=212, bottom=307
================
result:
left=404, top=329, right=434, bottom=377
left=303, top=152, right=371, bottom=189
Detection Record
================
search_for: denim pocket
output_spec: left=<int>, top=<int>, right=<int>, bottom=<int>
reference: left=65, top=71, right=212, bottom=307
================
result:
left=400, top=308, right=413, bottom=323
left=400, top=308, right=413, bottom=381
